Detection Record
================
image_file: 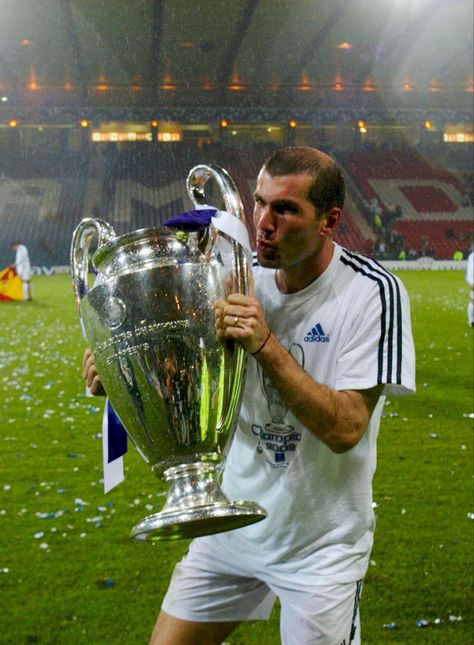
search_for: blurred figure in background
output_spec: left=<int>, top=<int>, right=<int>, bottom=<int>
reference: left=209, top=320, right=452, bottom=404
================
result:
left=11, top=241, right=33, bottom=301
left=466, top=249, right=474, bottom=327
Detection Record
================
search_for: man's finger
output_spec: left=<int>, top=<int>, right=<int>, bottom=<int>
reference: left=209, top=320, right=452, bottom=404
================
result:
left=248, top=267, right=255, bottom=298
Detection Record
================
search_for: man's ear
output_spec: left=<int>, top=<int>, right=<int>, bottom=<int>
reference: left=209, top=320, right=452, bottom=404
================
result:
left=320, top=207, right=341, bottom=237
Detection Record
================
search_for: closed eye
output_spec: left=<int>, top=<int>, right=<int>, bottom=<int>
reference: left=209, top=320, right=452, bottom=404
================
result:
left=273, top=201, right=300, bottom=214
left=254, top=196, right=300, bottom=215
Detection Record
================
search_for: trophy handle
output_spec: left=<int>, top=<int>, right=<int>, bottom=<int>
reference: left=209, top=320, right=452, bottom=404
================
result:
left=70, top=217, right=116, bottom=310
left=186, top=164, right=248, bottom=296
left=186, top=164, right=249, bottom=442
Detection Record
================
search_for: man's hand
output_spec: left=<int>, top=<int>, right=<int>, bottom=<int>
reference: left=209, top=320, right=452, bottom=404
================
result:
left=214, top=271, right=271, bottom=356
left=82, top=348, right=105, bottom=396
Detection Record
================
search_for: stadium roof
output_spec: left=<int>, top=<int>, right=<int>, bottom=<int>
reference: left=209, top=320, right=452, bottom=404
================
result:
left=0, top=0, right=472, bottom=111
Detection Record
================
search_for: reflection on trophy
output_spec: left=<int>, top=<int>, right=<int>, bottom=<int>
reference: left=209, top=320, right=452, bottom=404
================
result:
left=70, top=164, right=267, bottom=541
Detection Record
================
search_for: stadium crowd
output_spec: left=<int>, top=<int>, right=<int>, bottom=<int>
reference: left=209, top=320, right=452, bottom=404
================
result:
left=0, top=133, right=472, bottom=268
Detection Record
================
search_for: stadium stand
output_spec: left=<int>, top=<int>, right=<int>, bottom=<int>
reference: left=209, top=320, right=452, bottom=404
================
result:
left=0, top=141, right=472, bottom=268
left=340, top=148, right=473, bottom=259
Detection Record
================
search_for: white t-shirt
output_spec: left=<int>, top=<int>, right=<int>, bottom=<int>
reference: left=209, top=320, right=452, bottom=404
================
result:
left=15, top=244, right=31, bottom=281
left=207, top=243, right=416, bottom=585
left=466, top=251, right=474, bottom=288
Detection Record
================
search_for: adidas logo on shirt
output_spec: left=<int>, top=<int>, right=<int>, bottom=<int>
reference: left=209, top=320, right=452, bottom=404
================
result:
left=304, top=323, right=330, bottom=343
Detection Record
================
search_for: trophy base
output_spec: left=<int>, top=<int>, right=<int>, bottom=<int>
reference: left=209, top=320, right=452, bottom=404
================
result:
left=130, top=502, right=267, bottom=542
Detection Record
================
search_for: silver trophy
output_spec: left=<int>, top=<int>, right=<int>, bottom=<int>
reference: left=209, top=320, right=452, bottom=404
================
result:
left=70, top=165, right=266, bottom=541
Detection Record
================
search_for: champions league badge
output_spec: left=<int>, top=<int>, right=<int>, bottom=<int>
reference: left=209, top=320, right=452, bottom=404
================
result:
left=253, top=343, right=304, bottom=467
left=251, top=423, right=302, bottom=467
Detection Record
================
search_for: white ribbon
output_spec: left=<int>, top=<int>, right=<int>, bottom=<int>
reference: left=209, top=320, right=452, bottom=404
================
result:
left=195, top=204, right=253, bottom=265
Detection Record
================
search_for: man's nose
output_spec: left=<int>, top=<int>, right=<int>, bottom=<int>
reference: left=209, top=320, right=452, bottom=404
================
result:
left=255, top=205, right=275, bottom=231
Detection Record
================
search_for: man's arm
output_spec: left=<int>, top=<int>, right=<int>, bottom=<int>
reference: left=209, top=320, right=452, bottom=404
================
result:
left=252, top=333, right=383, bottom=453
left=215, top=293, right=383, bottom=454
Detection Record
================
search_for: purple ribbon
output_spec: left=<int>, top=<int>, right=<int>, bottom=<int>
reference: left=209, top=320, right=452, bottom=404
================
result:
left=164, top=208, right=216, bottom=232
left=107, top=401, right=128, bottom=462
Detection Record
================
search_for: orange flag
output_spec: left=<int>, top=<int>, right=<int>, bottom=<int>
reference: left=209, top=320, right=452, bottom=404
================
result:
left=0, top=266, right=23, bottom=301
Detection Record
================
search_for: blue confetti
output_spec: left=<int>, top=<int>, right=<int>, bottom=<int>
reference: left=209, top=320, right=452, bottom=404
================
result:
left=416, top=619, right=430, bottom=628
left=96, top=578, right=116, bottom=587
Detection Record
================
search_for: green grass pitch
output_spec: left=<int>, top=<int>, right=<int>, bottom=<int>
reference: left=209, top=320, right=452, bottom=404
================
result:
left=1, top=271, right=472, bottom=644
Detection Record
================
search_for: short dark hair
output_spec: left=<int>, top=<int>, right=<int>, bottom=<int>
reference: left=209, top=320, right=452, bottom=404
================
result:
left=262, top=146, right=345, bottom=214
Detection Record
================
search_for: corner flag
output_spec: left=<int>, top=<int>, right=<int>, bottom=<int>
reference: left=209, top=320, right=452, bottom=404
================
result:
left=0, top=266, right=23, bottom=301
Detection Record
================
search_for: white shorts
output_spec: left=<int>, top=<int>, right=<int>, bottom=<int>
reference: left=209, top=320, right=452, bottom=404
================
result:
left=161, top=538, right=362, bottom=645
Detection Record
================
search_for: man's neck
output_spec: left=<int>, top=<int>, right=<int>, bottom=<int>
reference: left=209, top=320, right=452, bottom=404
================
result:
left=276, top=241, right=335, bottom=294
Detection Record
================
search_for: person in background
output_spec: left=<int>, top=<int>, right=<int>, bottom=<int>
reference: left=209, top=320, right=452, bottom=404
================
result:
left=466, top=249, right=474, bottom=327
left=84, top=146, right=416, bottom=645
left=398, top=248, right=407, bottom=261
left=11, top=241, right=33, bottom=301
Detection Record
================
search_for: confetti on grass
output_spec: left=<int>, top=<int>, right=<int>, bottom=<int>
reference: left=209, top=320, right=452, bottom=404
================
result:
left=96, top=578, right=116, bottom=588
left=416, top=619, right=429, bottom=628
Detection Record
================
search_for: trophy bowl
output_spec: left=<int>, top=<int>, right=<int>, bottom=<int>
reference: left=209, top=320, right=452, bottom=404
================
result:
left=70, top=165, right=266, bottom=541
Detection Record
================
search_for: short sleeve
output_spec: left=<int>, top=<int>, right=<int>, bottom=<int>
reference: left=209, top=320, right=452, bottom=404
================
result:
left=336, top=275, right=416, bottom=396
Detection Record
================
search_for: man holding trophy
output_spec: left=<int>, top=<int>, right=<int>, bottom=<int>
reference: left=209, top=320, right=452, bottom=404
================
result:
left=83, top=147, right=415, bottom=644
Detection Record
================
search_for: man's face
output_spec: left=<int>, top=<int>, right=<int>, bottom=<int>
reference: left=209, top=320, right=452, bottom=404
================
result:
left=253, top=170, right=329, bottom=271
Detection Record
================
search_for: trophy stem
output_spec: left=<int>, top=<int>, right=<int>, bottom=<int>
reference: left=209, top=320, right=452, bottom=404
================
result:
left=130, top=462, right=267, bottom=542
left=162, top=462, right=228, bottom=510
